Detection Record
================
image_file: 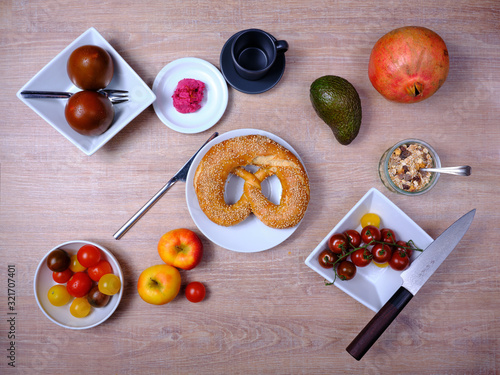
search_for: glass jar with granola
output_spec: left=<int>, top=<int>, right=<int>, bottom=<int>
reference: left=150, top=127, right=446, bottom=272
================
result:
left=378, top=139, right=441, bottom=195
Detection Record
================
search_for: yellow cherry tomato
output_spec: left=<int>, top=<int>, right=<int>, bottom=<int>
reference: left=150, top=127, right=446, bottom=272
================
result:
left=69, top=254, right=87, bottom=273
left=98, top=274, right=121, bottom=296
left=360, top=213, right=381, bottom=228
left=47, top=285, right=71, bottom=306
left=70, top=297, right=91, bottom=318
left=373, top=261, right=389, bottom=268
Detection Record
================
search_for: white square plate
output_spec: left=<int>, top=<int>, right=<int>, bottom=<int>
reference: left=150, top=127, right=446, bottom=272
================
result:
left=17, top=27, right=156, bottom=155
left=305, top=188, right=433, bottom=312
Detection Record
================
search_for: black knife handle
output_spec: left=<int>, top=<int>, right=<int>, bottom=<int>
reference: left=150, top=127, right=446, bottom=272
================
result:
left=346, top=286, right=413, bottom=360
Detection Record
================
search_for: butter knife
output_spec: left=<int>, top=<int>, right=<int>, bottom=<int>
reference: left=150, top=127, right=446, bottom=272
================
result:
left=113, top=132, right=218, bottom=239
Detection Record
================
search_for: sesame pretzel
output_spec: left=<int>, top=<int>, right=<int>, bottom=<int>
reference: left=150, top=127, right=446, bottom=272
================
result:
left=193, top=135, right=310, bottom=229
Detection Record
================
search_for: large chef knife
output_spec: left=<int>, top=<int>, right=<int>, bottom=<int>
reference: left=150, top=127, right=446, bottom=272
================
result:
left=346, top=209, right=476, bottom=360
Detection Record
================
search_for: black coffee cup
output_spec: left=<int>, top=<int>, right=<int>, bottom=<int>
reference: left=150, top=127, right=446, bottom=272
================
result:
left=231, top=29, right=288, bottom=81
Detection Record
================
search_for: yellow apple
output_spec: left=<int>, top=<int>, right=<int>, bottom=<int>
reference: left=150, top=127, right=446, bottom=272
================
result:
left=137, top=264, right=181, bottom=305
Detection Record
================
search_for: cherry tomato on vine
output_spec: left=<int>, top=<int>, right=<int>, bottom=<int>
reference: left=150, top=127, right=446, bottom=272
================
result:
left=69, top=254, right=87, bottom=273
left=70, top=297, right=92, bottom=318
left=328, top=233, right=348, bottom=254
left=351, top=249, right=372, bottom=268
left=344, top=229, right=361, bottom=248
left=98, top=274, right=121, bottom=296
left=360, top=213, right=380, bottom=228
left=381, top=228, right=397, bottom=245
left=394, top=240, right=413, bottom=258
left=52, top=268, right=73, bottom=284
left=77, top=244, right=101, bottom=268
left=318, top=249, right=338, bottom=269
left=87, top=260, right=113, bottom=282
left=361, top=225, right=381, bottom=244
left=389, top=250, right=410, bottom=271
left=336, top=260, right=356, bottom=280
left=371, top=243, right=392, bottom=264
left=47, top=285, right=71, bottom=306
left=46, top=249, right=70, bottom=272
left=185, top=282, right=206, bottom=303
left=66, top=272, right=93, bottom=298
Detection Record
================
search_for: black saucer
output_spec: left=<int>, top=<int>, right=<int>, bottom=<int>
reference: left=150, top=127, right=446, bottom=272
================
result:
left=220, top=31, right=286, bottom=94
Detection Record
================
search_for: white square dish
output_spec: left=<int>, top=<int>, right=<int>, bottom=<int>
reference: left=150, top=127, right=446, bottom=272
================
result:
left=305, top=187, right=433, bottom=312
left=17, top=27, right=156, bottom=155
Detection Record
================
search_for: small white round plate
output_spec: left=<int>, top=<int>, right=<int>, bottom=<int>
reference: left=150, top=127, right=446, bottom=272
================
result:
left=34, top=240, right=124, bottom=330
left=153, top=57, right=228, bottom=133
left=186, top=129, right=308, bottom=252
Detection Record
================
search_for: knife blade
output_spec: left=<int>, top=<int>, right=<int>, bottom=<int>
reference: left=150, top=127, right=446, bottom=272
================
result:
left=346, top=209, right=476, bottom=360
left=113, top=132, right=219, bottom=240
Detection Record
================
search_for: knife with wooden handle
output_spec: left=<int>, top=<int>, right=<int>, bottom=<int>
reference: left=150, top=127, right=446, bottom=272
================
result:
left=346, top=209, right=476, bottom=360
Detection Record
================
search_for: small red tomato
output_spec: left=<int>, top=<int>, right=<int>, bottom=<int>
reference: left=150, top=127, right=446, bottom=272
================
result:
left=389, top=250, right=410, bottom=271
left=77, top=244, right=102, bottom=268
left=372, top=243, right=392, bottom=264
left=351, top=249, right=372, bottom=268
left=87, top=260, right=113, bottom=282
left=328, top=233, right=348, bottom=254
left=381, top=228, right=397, bottom=245
left=66, top=272, right=93, bottom=298
left=53, top=268, right=73, bottom=284
left=344, top=229, right=362, bottom=248
left=318, top=249, right=338, bottom=269
left=394, top=240, right=413, bottom=258
left=336, top=260, right=357, bottom=280
left=361, top=225, right=381, bottom=244
left=185, top=282, right=206, bottom=303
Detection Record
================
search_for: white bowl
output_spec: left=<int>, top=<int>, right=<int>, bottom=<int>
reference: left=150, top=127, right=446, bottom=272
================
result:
left=34, top=240, right=124, bottom=329
left=305, top=188, right=433, bottom=312
left=17, top=27, right=156, bottom=156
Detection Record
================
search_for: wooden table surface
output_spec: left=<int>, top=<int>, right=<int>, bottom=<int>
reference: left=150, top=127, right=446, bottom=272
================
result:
left=1, top=0, right=499, bottom=373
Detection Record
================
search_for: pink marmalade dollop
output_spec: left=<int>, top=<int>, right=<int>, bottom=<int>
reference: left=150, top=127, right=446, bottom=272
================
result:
left=172, top=78, right=205, bottom=114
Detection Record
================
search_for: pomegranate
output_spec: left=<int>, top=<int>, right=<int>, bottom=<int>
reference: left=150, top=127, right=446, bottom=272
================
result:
left=368, top=26, right=449, bottom=103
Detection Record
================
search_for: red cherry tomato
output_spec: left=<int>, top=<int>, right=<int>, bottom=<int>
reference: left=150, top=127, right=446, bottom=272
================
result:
left=77, top=244, right=102, bottom=268
left=318, top=249, right=338, bottom=269
left=344, top=229, right=361, bottom=248
left=381, top=228, right=397, bottom=245
left=66, top=272, right=93, bottom=298
left=87, top=260, right=113, bottom=282
left=185, top=282, right=206, bottom=303
left=389, top=250, right=410, bottom=271
left=52, top=268, right=73, bottom=284
left=328, top=233, right=348, bottom=254
left=351, top=249, right=372, bottom=267
left=361, top=225, right=381, bottom=244
left=394, top=240, right=413, bottom=258
left=372, top=243, right=392, bottom=264
left=336, top=260, right=356, bottom=280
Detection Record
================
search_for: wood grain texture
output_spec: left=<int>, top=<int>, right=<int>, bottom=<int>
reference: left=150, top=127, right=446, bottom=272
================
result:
left=1, top=0, right=499, bottom=373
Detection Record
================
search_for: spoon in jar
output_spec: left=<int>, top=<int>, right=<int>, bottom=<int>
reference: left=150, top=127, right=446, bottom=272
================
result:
left=420, top=166, right=471, bottom=176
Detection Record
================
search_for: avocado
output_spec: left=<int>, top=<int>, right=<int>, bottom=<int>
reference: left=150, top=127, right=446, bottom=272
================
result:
left=310, top=75, right=362, bottom=145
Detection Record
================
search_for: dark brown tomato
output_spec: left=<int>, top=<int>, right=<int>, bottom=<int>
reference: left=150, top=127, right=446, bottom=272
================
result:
left=65, top=91, right=114, bottom=136
left=87, top=286, right=111, bottom=308
left=67, top=45, right=114, bottom=90
left=46, top=249, right=71, bottom=272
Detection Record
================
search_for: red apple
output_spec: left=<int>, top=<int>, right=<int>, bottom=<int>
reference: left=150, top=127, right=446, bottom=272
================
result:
left=137, top=264, right=181, bottom=305
left=158, top=229, right=203, bottom=270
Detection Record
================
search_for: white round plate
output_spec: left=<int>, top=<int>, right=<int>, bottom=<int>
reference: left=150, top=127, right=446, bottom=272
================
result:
left=186, top=129, right=308, bottom=252
left=34, top=241, right=124, bottom=330
left=152, top=57, right=228, bottom=133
